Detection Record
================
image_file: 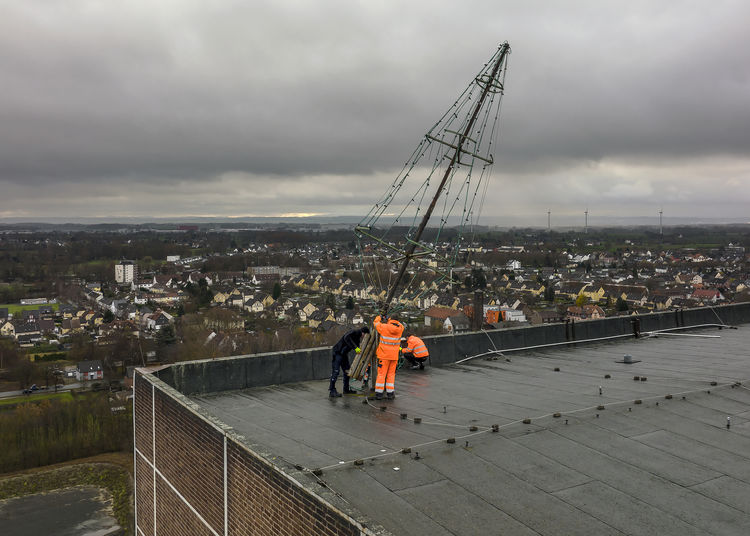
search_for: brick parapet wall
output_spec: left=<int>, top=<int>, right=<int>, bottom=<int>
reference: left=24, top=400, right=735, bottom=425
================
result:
left=157, top=303, right=750, bottom=395
left=134, top=371, right=387, bottom=536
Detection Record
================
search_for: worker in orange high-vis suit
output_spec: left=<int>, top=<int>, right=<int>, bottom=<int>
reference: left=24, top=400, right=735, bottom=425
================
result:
left=402, top=334, right=429, bottom=370
left=373, top=314, right=405, bottom=400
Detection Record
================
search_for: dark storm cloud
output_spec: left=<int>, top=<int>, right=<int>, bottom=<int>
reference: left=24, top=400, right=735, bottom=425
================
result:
left=0, top=1, right=748, bottom=218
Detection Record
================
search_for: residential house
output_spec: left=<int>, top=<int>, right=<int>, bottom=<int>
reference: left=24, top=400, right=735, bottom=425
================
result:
left=77, top=360, right=104, bottom=381
left=308, top=310, right=334, bottom=329
left=317, top=319, right=338, bottom=332
left=228, top=290, right=246, bottom=308
left=335, top=309, right=355, bottom=324
left=566, top=304, right=606, bottom=320
left=0, top=319, right=15, bottom=337
left=301, top=302, right=318, bottom=317
left=624, top=292, right=648, bottom=307
left=38, top=318, right=55, bottom=334
left=244, top=297, right=265, bottom=314
left=13, top=321, right=41, bottom=342
left=424, top=306, right=465, bottom=329
left=652, top=295, right=673, bottom=311
left=526, top=309, right=565, bottom=325
left=443, top=312, right=471, bottom=333
left=257, top=293, right=275, bottom=307
left=22, top=309, right=41, bottom=322
left=153, top=274, right=175, bottom=287
left=144, top=310, right=174, bottom=331
left=558, top=282, right=589, bottom=300
left=188, top=272, right=213, bottom=286
left=59, top=304, right=78, bottom=318
left=61, top=317, right=83, bottom=335
left=212, top=291, right=231, bottom=305
left=691, top=288, right=724, bottom=303
left=581, top=285, right=606, bottom=302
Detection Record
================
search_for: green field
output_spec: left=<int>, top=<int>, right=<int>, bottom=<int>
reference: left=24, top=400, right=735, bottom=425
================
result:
left=0, top=302, right=60, bottom=314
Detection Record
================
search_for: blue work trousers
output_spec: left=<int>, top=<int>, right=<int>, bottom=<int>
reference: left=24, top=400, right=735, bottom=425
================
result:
left=329, top=351, right=351, bottom=392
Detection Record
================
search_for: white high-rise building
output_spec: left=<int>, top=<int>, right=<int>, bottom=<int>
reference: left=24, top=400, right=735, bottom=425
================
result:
left=115, top=260, right=137, bottom=284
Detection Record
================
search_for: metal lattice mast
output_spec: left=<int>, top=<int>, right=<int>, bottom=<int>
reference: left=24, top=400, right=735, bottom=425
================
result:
left=378, top=43, right=511, bottom=314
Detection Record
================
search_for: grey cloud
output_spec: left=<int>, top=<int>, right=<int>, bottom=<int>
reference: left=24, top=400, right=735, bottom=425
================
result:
left=0, top=1, right=748, bottom=218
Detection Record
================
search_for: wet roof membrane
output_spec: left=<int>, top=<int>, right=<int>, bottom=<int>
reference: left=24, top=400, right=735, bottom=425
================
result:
left=193, top=326, right=750, bottom=536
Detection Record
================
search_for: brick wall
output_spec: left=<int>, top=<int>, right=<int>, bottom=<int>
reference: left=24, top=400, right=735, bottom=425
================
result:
left=134, top=371, right=375, bottom=536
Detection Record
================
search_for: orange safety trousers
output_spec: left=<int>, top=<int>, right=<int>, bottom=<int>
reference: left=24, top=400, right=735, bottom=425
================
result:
left=375, top=358, right=398, bottom=394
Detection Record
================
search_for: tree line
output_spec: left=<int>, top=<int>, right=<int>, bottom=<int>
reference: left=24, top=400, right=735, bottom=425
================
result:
left=0, top=392, right=132, bottom=473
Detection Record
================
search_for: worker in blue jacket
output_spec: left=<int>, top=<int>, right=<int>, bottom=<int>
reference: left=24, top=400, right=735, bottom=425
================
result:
left=329, top=326, right=370, bottom=397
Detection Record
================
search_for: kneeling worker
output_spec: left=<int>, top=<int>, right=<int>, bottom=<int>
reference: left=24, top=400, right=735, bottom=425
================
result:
left=402, top=334, right=428, bottom=369
left=373, top=313, right=405, bottom=400
left=329, top=326, right=370, bottom=397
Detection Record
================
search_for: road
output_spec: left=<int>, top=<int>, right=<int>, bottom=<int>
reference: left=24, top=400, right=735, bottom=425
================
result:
left=0, top=382, right=83, bottom=399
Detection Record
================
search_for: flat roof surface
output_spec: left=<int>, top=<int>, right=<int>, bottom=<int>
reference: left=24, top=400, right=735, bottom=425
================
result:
left=193, top=327, right=750, bottom=536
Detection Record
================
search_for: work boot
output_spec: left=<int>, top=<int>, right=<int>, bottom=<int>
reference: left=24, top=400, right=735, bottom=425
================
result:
left=375, top=392, right=384, bottom=400
left=419, top=362, right=425, bottom=370
left=343, top=388, right=358, bottom=394
left=410, top=365, right=420, bottom=370
left=329, top=389, right=342, bottom=398
left=386, top=392, right=395, bottom=400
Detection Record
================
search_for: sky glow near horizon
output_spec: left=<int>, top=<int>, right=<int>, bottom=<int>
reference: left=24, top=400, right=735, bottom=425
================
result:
left=1, top=1, right=749, bottom=224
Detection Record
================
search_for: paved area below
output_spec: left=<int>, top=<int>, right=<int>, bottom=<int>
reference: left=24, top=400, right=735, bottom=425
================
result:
left=0, top=486, right=121, bottom=536
left=195, top=326, right=750, bottom=535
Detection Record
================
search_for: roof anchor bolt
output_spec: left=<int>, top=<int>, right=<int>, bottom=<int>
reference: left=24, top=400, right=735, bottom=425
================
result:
left=565, top=419, right=569, bottom=425
left=491, top=424, right=499, bottom=432
left=443, top=406, right=447, bottom=413
left=414, top=452, right=420, bottom=460
left=447, top=437, right=456, bottom=444
left=469, top=426, right=478, bottom=432
left=599, top=386, right=603, bottom=396
left=400, top=413, right=408, bottom=420
left=727, top=417, right=731, bottom=429
left=465, top=441, right=470, bottom=447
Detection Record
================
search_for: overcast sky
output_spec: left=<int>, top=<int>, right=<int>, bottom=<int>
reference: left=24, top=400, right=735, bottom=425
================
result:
left=1, top=1, right=748, bottom=224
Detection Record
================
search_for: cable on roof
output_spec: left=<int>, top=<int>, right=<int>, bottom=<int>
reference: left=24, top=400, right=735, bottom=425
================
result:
left=310, top=377, right=747, bottom=475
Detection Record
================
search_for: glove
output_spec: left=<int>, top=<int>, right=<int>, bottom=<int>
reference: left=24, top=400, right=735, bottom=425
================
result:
left=355, top=347, right=361, bottom=354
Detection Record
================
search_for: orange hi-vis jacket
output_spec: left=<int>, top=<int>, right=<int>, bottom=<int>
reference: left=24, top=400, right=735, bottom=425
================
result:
left=373, top=315, right=404, bottom=361
left=405, top=335, right=429, bottom=358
